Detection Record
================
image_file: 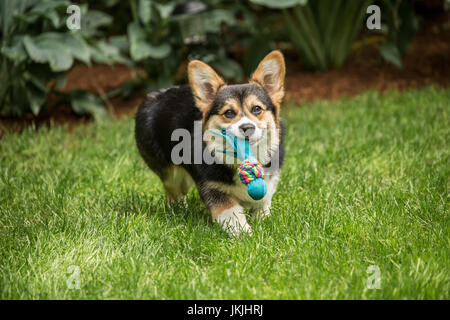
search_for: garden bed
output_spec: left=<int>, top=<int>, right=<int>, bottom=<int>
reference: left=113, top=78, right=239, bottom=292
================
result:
left=1, top=11, right=449, bottom=136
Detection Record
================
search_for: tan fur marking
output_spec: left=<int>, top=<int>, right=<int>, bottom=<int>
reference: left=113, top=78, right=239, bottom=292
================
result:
left=210, top=198, right=238, bottom=218
left=217, top=98, right=241, bottom=123
left=250, top=50, right=285, bottom=110
left=188, top=60, right=225, bottom=115
left=203, top=98, right=242, bottom=138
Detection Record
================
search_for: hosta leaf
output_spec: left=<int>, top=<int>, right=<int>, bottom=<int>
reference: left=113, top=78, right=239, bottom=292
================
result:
left=1, top=36, right=27, bottom=63
left=128, top=23, right=171, bottom=60
left=23, top=35, right=73, bottom=71
left=17, top=0, right=69, bottom=28
left=204, top=9, right=237, bottom=33
left=109, top=35, right=129, bottom=52
left=91, top=40, right=131, bottom=65
left=28, top=0, right=69, bottom=15
left=26, top=85, right=46, bottom=116
left=32, top=32, right=91, bottom=64
left=69, top=91, right=108, bottom=120
left=378, top=43, right=402, bottom=67
left=211, top=58, right=243, bottom=81
left=139, top=0, right=152, bottom=25
left=249, top=0, right=307, bottom=9
left=82, top=10, right=113, bottom=35
left=131, top=42, right=171, bottom=61
left=54, top=72, right=67, bottom=90
left=61, top=33, right=91, bottom=64
left=155, top=3, right=175, bottom=20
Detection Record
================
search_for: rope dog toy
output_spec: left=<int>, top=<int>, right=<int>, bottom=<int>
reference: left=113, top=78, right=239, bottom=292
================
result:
left=209, top=128, right=267, bottom=200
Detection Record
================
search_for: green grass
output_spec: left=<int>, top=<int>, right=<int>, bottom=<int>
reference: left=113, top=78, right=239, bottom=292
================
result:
left=0, top=87, right=448, bottom=299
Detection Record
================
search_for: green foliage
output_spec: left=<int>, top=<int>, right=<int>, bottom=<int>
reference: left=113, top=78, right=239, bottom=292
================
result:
left=376, top=0, right=419, bottom=67
left=250, top=0, right=307, bottom=9
left=251, top=0, right=371, bottom=71
left=0, top=0, right=126, bottom=117
left=118, top=0, right=257, bottom=91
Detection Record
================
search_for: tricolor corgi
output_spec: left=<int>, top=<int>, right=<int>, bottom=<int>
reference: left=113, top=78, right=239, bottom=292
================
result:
left=135, top=50, right=286, bottom=236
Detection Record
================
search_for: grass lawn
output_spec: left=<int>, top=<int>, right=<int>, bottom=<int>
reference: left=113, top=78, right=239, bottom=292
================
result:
left=0, top=87, right=448, bottom=299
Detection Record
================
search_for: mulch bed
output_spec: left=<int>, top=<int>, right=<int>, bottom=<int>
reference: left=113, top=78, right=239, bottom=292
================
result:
left=1, top=10, right=449, bottom=136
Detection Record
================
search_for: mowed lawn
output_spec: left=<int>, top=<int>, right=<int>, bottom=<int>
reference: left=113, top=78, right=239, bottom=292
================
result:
left=0, top=87, right=448, bottom=299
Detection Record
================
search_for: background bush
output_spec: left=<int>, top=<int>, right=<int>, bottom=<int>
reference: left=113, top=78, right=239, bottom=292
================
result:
left=0, top=0, right=427, bottom=118
left=0, top=0, right=128, bottom=118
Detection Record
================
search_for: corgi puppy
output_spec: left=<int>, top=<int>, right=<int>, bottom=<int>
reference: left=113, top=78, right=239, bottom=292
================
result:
left=135, top=51, right=286, bottom=236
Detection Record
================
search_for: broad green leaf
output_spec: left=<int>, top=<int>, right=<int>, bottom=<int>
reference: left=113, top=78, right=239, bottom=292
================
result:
left=28, top=0, right=69, bottom=15
left=18, top=0, right=69, bottom=28
left=26, top=85, right=46, bottom=115
left=378, top=43, right=402, bottom=67
left=249, top=0, right=307, bottom=9
left=82, top=10, right=113, bottom=35
left=1, top=36, right=27, bottom=63
left=204, top=9, right=237, bottom=33
left=35, top=32, right=91, bottom=64
left=62, top=33, right=91, bottom=64
left=109, top=35, right=129, bottom=52
left=23, top=34, right=73, bottom=71
left=128, top=23, right=171, bottom=60
left=139, top=0, right=152, bottom=25
left=70, top=91, right=108, bottom=120
left=211, top=58, right=243, bottom=81
left=155, top=3, right=175, bottom=20
left=54, top=72, right=67, bottom=90
left=91, top=40, right=131, bottom=66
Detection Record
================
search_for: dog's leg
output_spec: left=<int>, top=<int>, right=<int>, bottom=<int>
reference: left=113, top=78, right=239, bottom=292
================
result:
left=213, top=203, right=252, bottom=237
left=198, top=185, right=251, bottom=236
left=162, top=166, right=193, bottom=204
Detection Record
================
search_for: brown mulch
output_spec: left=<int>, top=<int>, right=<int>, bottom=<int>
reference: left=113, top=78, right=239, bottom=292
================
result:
left=284, top=19, right=450, bottom=103
left=1, top=11, right=449, bottom=136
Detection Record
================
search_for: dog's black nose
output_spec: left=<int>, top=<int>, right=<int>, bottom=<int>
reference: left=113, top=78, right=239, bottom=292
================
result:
left=239, top=123, right=255, bottom=137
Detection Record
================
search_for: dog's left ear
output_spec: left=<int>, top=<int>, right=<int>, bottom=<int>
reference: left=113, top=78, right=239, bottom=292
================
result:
left=188, top=60, right=225, bottom=114
left=251, top=50, right=286, bottom=106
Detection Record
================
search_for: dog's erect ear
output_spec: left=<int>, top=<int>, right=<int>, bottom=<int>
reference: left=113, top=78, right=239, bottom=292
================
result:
left=188, top=60, right=225, bottom=114
left=250, top=50, right=285, bottom=106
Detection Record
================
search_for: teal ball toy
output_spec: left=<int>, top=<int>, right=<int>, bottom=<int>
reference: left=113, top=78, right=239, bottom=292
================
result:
left=238, top=158, right=267, bottom=200
left=246, top=177, right=267, bottom=201
left=208, top=128, right=267, bottom=201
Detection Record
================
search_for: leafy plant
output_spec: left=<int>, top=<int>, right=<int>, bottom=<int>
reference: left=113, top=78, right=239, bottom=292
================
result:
left=0, top=0, right=126, bottom=118
left=376, top=0, right=419, bottom=67
left=119, top=0, right=250, bottom=92
left=250, top=0, right=371, bottom=71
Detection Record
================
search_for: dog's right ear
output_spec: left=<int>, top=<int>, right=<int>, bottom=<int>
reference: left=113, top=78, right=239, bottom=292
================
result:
left=188, top=60, right=225, bottom=114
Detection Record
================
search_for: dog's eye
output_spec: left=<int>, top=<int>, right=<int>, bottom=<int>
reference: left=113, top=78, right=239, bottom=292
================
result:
left=224, top=109, right=236, bottom=119
left=251, top=105, right=263, bottom=115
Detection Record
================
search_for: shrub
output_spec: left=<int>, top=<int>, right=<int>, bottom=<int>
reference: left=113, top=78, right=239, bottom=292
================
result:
left=0, top=0, right=126, bottom=118
left=250, top=0, right=371, bottom=71
left=375, top=0, right=419, bottom=67
left=111, top=0, right=254, bottom=93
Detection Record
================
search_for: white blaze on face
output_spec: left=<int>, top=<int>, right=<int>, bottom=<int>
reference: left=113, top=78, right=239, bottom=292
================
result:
left=204, top=115, right=279, bottom=167
left=227, top=116, right=263, bottom=144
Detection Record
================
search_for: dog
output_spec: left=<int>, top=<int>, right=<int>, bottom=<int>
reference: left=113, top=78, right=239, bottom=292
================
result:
left=135, top=50, right=286, bottom=236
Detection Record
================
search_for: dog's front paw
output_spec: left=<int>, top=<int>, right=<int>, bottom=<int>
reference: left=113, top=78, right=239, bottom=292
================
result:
left=214, top=206, right=252, bottom=237
left=252, top=202, right=271, bottom=220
